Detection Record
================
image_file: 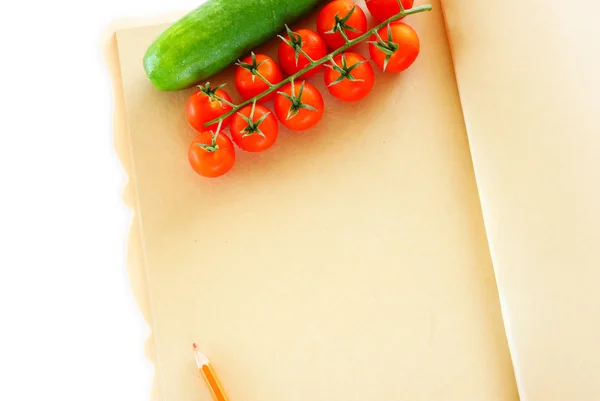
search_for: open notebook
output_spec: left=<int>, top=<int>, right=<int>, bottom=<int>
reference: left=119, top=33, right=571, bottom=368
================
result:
left=107, top=0, right=600, bottom=400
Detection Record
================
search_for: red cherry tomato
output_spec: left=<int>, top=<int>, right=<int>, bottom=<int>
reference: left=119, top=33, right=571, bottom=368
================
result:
left=230, top=104, right=279, bottom=152
left=188, top=131, right=236, bottom=178
left=186, top=85, right=233, bottom=132
left=278, top=28, right=327, bottom=79
left=317, top=0, right=368, bottom=50
left=235, top=53, right=283, bottom=102
left=274, top=81, right=324, bottom=131
left=369, top=22, right=420, bottom=72
left=365, top=0, right=414, bottom=22
left=324, top=52, right=375, bottom=102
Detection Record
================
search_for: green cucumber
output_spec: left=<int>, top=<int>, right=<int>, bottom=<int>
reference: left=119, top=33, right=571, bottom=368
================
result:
left=144, top=0, right=326, bottom=91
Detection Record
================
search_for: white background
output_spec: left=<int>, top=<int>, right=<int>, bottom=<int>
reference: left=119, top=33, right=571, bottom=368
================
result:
left=0, top=0, right=201, bottom=399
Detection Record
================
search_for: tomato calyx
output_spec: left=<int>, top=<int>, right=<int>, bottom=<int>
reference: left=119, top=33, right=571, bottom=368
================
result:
left=367, top=24, right=400, bottom=71
left=195, top=131, right=220, bottom=153
left=278, top=25, right=314, bottom=66
left=197, top=82, right=236, bottom=107
left=235, top=52, right=273, bottom=86
left=277, top=80, right=318, bottom=120
left=195, top=120, right=225, bottom=153
left=325, top=5, right=361, bottom=43
left=325, top=53, right=369, bottom=87
left=237, top=101, right=270, bottom=138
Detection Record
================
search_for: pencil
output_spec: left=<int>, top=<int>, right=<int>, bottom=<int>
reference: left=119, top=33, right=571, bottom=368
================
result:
left=193, top=343, right=231, bottom=401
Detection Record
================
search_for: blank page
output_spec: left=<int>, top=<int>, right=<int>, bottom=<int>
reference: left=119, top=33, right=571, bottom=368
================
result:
left=442, top=0, right=600, bottom=399
left=116, top=1, right=518, bottom=400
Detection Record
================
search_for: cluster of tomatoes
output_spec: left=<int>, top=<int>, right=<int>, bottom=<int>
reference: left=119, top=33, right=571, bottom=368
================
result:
left=187, top=0, right=421, bottom=178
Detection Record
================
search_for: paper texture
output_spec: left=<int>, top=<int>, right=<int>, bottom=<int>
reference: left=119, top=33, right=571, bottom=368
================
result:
left=442, top=0, right=600, bottom=400
left=112, top=1, right=518, bottom=400
left=102, top=14, right=187, bottom=400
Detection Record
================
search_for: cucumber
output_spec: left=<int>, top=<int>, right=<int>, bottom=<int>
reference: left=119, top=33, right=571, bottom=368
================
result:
left=144, top=0, right=326, bottom=91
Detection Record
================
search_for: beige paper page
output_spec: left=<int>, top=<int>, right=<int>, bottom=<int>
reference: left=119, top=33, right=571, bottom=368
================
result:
left=442, top=1, right=600, bottom=400
left=115, top=1, right=518, bottom=400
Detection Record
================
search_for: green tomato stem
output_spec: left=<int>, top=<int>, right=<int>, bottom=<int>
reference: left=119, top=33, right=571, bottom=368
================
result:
left=205, top=3, right=432, bottom=128
left=254, top=70, right=275, bottom=88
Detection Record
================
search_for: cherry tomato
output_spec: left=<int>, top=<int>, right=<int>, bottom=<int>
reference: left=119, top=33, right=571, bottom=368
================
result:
left=324, top=52, right=375, bottom=102
left=278, top=27, right=327, bottom=79
left=186, top=84, right=233, bottom=132
left=369, top=22, right=420, bottom=72
left=274, top=81, right=324, bottom=131
left=230, top=103, right=279, bottom=152
left=235, top=53, right=283, bottom=102
left=365, top=0, right=414, bottom=22
left=317, top=0, right=368, bottom=50
left=188, top=130, right=236, bottom=178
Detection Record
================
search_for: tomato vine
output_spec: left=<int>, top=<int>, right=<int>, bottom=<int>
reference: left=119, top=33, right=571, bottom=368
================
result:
left=203, top=1, right=432, bottom=128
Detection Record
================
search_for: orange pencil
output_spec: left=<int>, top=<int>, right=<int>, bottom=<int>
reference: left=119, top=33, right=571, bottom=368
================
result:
left=193, top=344, right=231, bottom=401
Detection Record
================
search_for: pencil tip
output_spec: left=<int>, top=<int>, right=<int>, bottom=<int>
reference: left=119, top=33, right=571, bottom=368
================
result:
left=193, top=343, right=198, bottom=350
